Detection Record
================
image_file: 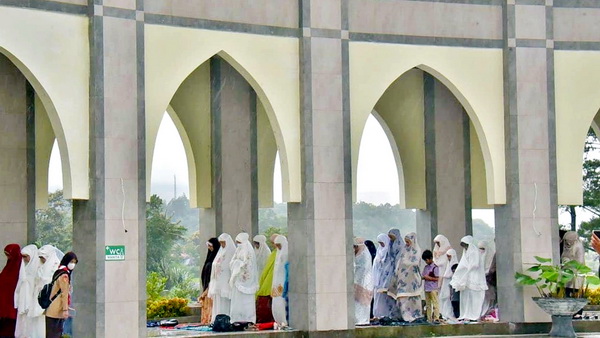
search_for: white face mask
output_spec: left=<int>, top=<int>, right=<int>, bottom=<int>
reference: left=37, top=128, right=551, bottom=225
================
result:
left=68, top=263, right=76, bottom=270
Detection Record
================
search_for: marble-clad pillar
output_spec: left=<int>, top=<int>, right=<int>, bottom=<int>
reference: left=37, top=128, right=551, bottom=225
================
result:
left=72, top=1, right=146, bottom=337
left=495, top=1, right=559, bottom=323
left=206, top=57, right=259, bottom=238
left=417, top=75, right=473, bottom=250
left=0, top=54, right=28, bottom=266
left=288, top=0, right=354, bottom=331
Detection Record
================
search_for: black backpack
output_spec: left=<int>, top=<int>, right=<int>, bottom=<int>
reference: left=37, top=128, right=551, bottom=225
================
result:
left=212, top=314, right=232, bottom=332
left=38, top=270, right=68, bottom=309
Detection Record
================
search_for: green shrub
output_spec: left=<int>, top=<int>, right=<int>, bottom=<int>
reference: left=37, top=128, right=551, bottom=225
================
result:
left=168, top=275, right=199, bottom=300
left=147, top=297, right=190, bottom=319
left=147, top=272, right=167, bottom=302
left=587, top=287, right=600, bottom=305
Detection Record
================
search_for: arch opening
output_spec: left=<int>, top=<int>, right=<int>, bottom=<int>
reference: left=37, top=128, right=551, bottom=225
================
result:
left=146, top=51, right=296, bottom=207
left=353, top=67, right=494, bottom=209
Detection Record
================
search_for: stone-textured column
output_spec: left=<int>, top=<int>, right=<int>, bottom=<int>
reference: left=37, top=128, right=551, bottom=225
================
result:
left=207, top=57, right=258, bottom=237
left=26, top=82, right=36, bottom=243
left=417, top=74, right=472, bottom=250
left=288, top=0, right=354, bottom=331
left=495, top=1, right=559, bottom=323
left=0, top=54, right=28, bottom=266
left=72, top=1, right=146, bottom=337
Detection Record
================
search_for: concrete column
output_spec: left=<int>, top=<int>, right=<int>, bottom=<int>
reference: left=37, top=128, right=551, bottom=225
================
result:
left=288, top=0, right=354, bottom=331
left=207, top=57, right=258, bottom=237
left=26, top=83, right=36, bottom=244
left=417, top=74, right=472, bottom=251
left=0, top=54, right=28, bottom=266
left=72, top=2, right=146, bottom=337
left=495, top=1, right=559, bottom=323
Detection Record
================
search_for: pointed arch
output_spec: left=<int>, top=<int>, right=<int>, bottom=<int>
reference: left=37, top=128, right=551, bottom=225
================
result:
left=555, top=51, right=600, bottom=205
left=163, top=105, right=198, bottom=206
left=369, top=111, right=406, bottom=208
left=350, top=43, right=505, bottom=205
left=145, top=26, right=300, bottom=206
left=0, top=7, right=89, bottom=200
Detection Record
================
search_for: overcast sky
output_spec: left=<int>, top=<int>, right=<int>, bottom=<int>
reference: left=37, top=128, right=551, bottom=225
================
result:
left=48, top=113, right=588, bottom=228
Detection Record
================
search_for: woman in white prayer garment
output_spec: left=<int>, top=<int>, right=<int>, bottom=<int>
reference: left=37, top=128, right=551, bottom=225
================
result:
left=14, top=245, right=39, bottom=338
left=478, top=240, right=497, bottom=317
left=253, top=235, right=271, bottom=277
left=29, top=245, right=61, bottom=338
left=439, top=248, right=459, bottom=320
left=371, top=233, right=396, bottom=318
left=271, top=235, right=289, bottom=329
left=229, top=233, right=259, bottom=323
left=433, top=235, right=452, bottom=288
left=353, top=238, right=373, bottom=325
left=450, top=236, right=487, bottom=322
left=208, top=233, right=236, bottom=322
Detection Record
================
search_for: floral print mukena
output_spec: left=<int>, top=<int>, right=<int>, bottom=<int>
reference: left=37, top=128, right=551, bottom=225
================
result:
left=391, top=232, right=423, bottom=322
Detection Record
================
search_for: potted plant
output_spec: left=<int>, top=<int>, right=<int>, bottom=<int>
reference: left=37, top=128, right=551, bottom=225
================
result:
left=515, top=256, right=600, bottom=337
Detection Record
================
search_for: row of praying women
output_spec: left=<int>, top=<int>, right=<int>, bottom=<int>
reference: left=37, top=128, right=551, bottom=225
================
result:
left=354, top=230, right=497, bottom=325
left=198, top=233, right=289, bottom=329
left=0, top=243, right=79, bottom=338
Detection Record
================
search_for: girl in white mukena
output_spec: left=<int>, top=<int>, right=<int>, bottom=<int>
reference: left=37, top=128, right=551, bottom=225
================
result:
left=440, top=248, right=459, bottom=321
left=29, top=245, right=61, bottom=337
left=433, top=235, right=452, bottom=288
left=450, top=236, right=487, bottom=322
left=271, top=235, right=289, bottom=329
left=353, top=238, right=373, bottom=325
left=14, top=245, right=39, bottom=338
left=253, top=235, right=271, bottom=277
left=229, top=233, right=259, bottom=323
left=208, top=233, right=236, bottom=322
left=478, top=240, right=497, bottom=317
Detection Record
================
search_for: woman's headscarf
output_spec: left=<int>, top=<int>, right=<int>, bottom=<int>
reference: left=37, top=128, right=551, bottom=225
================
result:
left=257, top=235, right=279, bottom=297
left=401, top=232, right=422, bottom=267
left=253, top=235, right=271, bottom=276
left=229, top=233, right=259, bottom=294
left=0, top=244, right=22, bottom=319
left=272, top=235, right=289, bottom=295
left=208, top=233, right=236, bottom=298
left=59, top=252, right=78, bottom=268
left=450, top=236, right=487, bottom=292
left=388, top=228, right=404, bottom=261
left=37, top=245, right=60, bottom=286
left=477, top=240, right=496, bottom=274
left=562, top=231, right=585, bottom=264
left=364, top=240, right=377, bottom=262
left=201, top=238, right=220, bottom=291
left=353, top=237, right=373, bottom=306
left=14, top=245, right=39, bottom=314
left=433, top=234, right=452, bottom=266
left=443, top=248, right=459, bottom=279
left=372, top=233, right=393, bottom=289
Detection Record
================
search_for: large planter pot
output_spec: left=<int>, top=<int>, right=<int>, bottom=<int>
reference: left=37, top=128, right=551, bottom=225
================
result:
left=532, top=297, right=588, bottom=337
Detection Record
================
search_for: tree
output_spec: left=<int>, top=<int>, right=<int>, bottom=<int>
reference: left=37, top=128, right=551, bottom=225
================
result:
left=35, top=190, right=72, bottom=253
left=352, top=202, right=416, bottom=241
left=166, top=195, right=200, bottom=233
left=146, top=195, right=186, bottom=275
left=473, top=218, right=494, bottom=241
left=578, top=217, right=600, bottom=252
left=262, top=226, right=288, bottom=250
left=258, top=206, right=287, bottom=233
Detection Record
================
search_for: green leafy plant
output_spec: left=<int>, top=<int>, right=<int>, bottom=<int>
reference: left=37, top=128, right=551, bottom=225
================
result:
left=147, top=297, right=190, bottom=319
left=515, top=256, right=600, bottom=298
left=147, top=272, right=168, bottom=302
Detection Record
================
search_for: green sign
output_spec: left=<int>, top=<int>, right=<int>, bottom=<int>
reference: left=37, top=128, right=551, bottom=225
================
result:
left=105, top=245, right=125, bottom=261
